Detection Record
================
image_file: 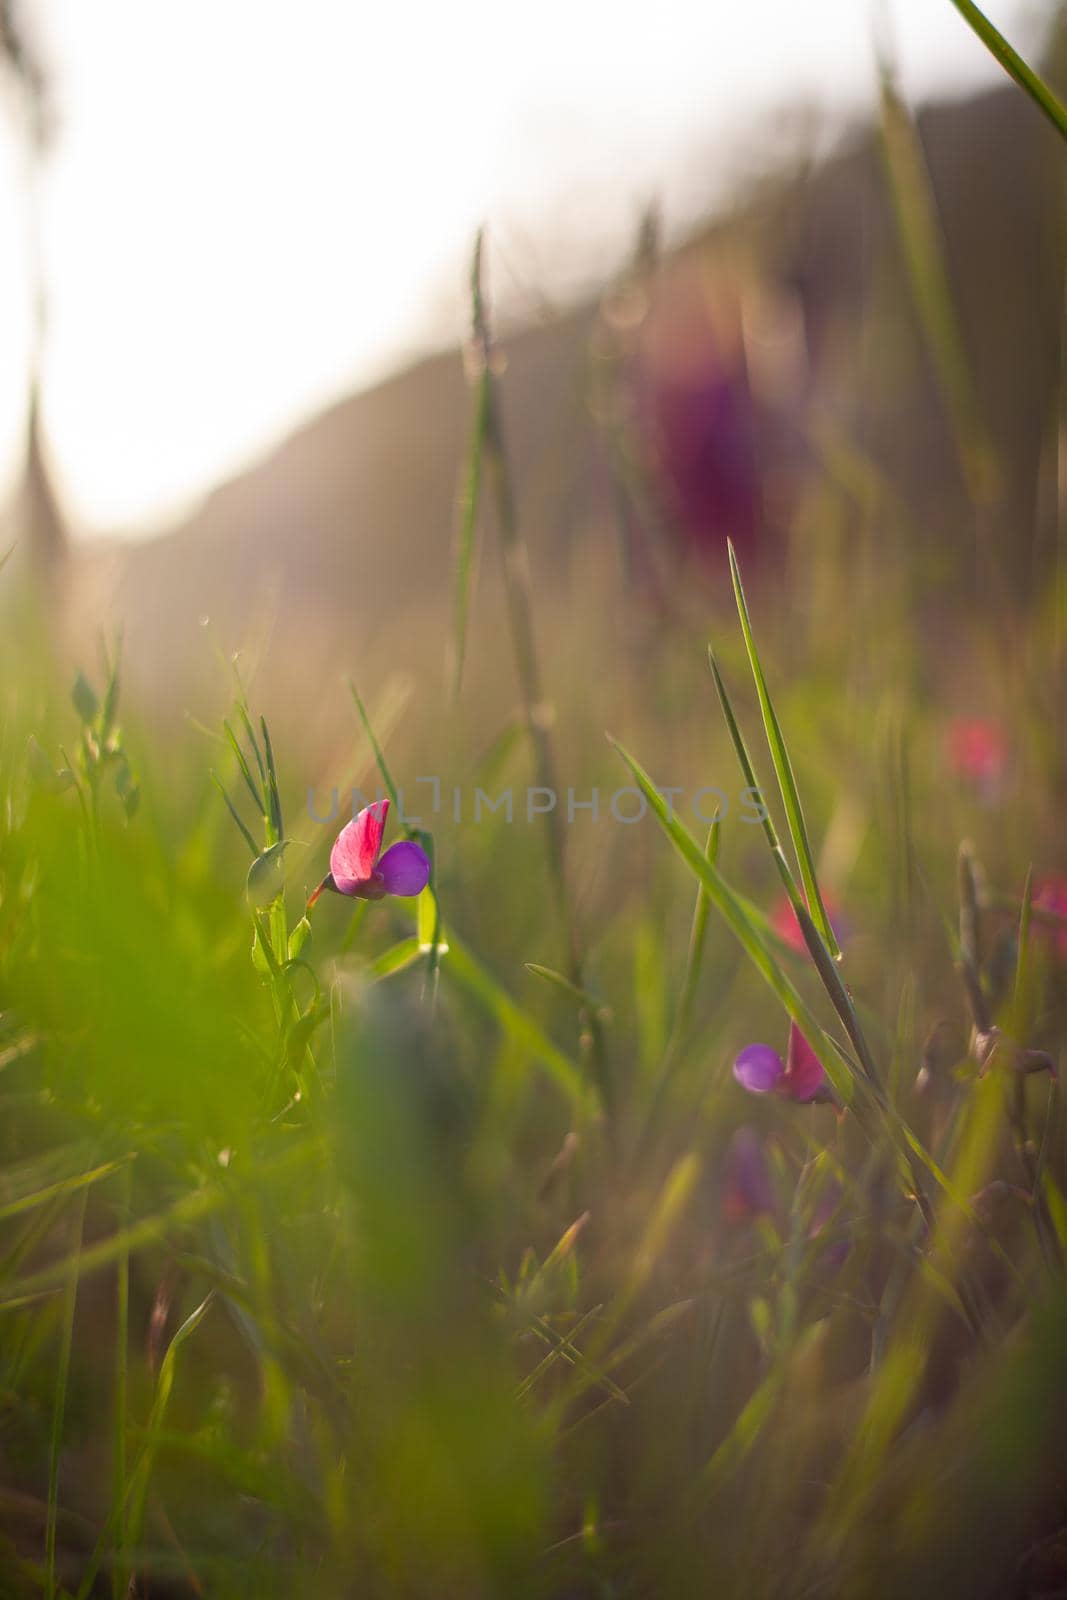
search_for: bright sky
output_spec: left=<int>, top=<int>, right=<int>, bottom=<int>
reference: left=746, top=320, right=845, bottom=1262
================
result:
left=0, top=0, right=1043, bottom=536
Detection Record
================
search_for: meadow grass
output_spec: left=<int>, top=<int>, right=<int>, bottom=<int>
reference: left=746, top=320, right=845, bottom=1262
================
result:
left=2, top=23, right=1067, bottom=1595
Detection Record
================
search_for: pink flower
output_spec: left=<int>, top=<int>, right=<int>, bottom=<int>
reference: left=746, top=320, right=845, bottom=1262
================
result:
left=946, top=717, right=1007, bottom=795
left=733, top=1021, right=829, bottom=1104
left=308, top=799, right=430, bottom=908
left=771, top=891, right=845, bottom=955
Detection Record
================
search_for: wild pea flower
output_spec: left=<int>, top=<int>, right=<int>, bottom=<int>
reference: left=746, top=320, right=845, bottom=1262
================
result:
left=637, top=276, right=762, bottom=563
left=733, top=1020, right=829, bottom=1104
left=771, top=890, right=845, bottom=955
left=307, top=799, right=430, bottom=908
left=946, top=716, right=1007, bottom=800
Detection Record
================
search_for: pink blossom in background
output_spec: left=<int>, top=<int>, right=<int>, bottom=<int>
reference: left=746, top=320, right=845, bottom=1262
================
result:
left=638, top=282, right=762, bottom=561
left=771, top=890, right=845, bottom=955
left=946, top=716, right=1008, bottom=798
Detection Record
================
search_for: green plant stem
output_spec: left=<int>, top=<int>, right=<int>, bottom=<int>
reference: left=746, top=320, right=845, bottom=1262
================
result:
left=466, top=232, right=610, bottom=1117
left=945, top=0, right=1067, bottom=141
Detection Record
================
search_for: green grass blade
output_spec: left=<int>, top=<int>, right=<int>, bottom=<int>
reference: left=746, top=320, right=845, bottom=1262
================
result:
left=364, top=937, right=423, bottom=982
left=0, top=1156, right=126, bottom=1225
left=726, top=541, right=842, bottom=958
left=211, top=773, right=259, bottom=859
left=525, top=962, right=607, bottom=1016
left=445, top=933, right=589, bottom=1108
left=708, top=646, right=802, bottom=907
left=878, top=64, right=996, bottom=506
left=791, top=899, right=881, bottom=1090
left=223, top=720, right=264, bottom=815
left=945, top=0, right=1067, bottom=141
left=450, top=229, right=491, bottom=700
left=348, top=680, right=400, bottom=812
left=608, top=734, right=853, bottom=1104
left=668, top=819, right=720, bottom=1053
left=234, top=700, right=267, bottom=787
left=260, top=716, right=284, bottom=843
left=125, top=1292, right=216, bottom=1560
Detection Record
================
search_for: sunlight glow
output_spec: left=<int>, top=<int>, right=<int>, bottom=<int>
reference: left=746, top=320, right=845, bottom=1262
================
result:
left=0, top=0, right=1039, bottom=534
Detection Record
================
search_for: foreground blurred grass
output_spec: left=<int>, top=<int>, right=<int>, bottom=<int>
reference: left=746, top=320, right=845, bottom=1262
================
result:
left=1, top=524, right=1065, bottom=1597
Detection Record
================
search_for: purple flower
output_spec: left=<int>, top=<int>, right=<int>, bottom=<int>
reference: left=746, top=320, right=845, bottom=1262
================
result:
left=721, top=1129, right=851, bottom=1271
left=733, top=1021, right=829, bottom=1104
left=722, top=1127, right=776, bottom=1225
left=308, top=799, right=430, bottom=908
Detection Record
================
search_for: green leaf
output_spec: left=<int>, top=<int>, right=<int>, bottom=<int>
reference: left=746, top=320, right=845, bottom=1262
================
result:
left=446, top=933, right=589, bottom=1108
left=708, top=646, right=802, bottom=907
left=246, top=841, right=289, bottom=909
left=525, top=962, right=608, bottom=1017
left=727, top=541, right=841, bottom=959
left=260, top=716, right=284, bottom=842
left=114, top=759, right=139, bottom=820
left=608, top=733, right=853, bottom=1104
left=348, top=680, right=401, bottom=812
left=71, top=670, right=99, bottom=725
left=285, top=1007, right=324, bottom=1067
left=416, top=881, right=448, bottom=957
left=223, top=719, right=264, bottom=815
left=99, top=641, right=121, bottom=738
left=288, top=916, right=312, bottom=960
left=251, top=925, right=272, bottom=976
left=212, top=772, right=259, bottom=859
left=364, top=937, right=423, bottom=982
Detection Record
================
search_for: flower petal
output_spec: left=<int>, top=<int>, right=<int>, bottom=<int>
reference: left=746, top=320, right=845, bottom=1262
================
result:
left=733, top=1043, right=785, bottom=1095
left=782, top=1022, right=826, bottom=1102
left=330, top=799, right=389, bottom=894
left=377, top=839, right=431, bottom=898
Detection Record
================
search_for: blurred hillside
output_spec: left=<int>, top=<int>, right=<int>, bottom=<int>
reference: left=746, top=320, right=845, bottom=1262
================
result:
left=44, top=76, right=1065, bottom=718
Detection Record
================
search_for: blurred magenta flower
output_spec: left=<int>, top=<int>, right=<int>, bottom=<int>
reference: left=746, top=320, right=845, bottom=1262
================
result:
left=946, top=716, right=1007, bottom=796
left=733, top=1021, right=829, bottom=1103
left=771, top=891, right=845, bottom=955
left=638, top=280, right=762, bottom=561
left=308, top=799, right=430, bottom=908
left=722, top=1127, right=776, bottom=1225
